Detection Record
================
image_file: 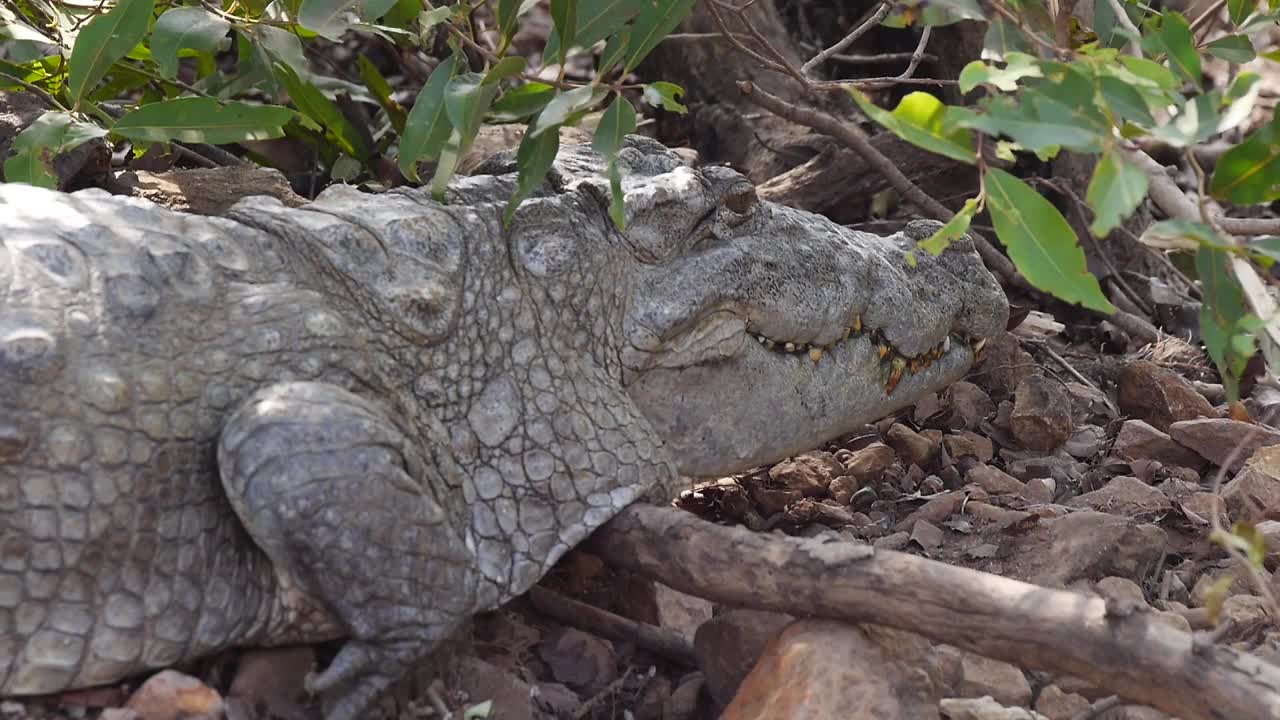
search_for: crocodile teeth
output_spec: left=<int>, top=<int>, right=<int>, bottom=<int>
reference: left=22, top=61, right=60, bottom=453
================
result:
left=878, top=344, right=891, bottom=360
left=808, top=347, right=823, bottom=363
left=886, top=357, right=906, bottom=394
left=943, top=336, right=951, bottom=353
left=784, top=342, right=797, bottom=352
left=974, top=338, right=987, bottom=354
left=757, top=335, right=767, bottom=344
left=909, top=358, right=921, bottom=374
left=851, top=315, right=862, bottom=333
left=842, top=328, right=851, bottom=342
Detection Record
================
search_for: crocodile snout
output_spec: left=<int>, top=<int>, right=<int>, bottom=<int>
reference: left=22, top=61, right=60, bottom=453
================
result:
left=623, top=206, right=1008, bottom=478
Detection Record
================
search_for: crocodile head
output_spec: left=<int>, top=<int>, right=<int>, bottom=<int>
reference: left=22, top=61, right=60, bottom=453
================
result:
left=542, top=137, right=1009, bottom=477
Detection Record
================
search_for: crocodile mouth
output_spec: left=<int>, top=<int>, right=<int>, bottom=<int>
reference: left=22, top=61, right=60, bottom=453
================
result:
left=741, top=311, right=986, bottom=395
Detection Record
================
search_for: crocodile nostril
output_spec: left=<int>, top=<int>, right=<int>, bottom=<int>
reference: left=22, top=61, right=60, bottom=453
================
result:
left=724, top=186, right=758, bottom=215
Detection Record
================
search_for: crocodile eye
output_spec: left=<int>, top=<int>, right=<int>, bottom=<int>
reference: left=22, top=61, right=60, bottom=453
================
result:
left=723, top=186, right=758, bottom=216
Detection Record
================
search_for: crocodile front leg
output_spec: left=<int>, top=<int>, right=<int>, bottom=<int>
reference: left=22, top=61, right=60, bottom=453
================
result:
left=217, top=382, right=476, bottom=720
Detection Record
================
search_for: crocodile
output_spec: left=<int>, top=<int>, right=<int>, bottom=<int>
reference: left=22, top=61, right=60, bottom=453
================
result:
left=0, top=135, right=1008, bottom=719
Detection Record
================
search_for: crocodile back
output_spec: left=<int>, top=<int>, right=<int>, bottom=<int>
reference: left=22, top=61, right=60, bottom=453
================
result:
left=0, top=185, right=374, bottom=693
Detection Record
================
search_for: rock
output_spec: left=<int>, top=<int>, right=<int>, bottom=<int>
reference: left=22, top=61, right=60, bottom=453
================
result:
left=971, top=333, right=1037, bottom=399
left=948, top=381, right=997, bottom=429
left=875, top=531, right=912, bottom=550
left=1067, top=476, right=1172, bottom=518
left=1063, top=425, right=1106, bottom=459
left=693, top=609, right=793, bottom=706
left=1112, top=420, right=1207, bottom=471
left=887, top=423, right=940, bottom=468
left=125, top=670, right=223, bottom=720
left=1168, top=418, right=1280, bottom=472
left=895, top=491, right=966, bottom=533
left=1010, top=375, right=1074, bottom=451
left=1005, top=511, right=1166, bottom=586
left=632, top=676, right=673, bottom=720
left=1178, top=491, right=1226, bottom=525
left=652, top=583, right=714, bottom=643
left=1098, top=706, right=1174, bottom=720
left=228, top=646, right=314, bottom=720
left=940, top=697, right=1048, bottom=720
left=1188, top=567, right=1250, bottom=607
left=910, top=519, right=945, bottom=552
left=843, top=442, right=897, bottom=485
left=1257, top=520, right=1280, bottom=569
left=966, top=465, right=1025, bottom=495
left=768, top=452, right=844, bottom=496
left=944, top=434, right=978, bottom=460
left=936, top=646, right=1032, bottom=706
left=537, top=627, right=616, bottom=696
left=1223, top=445, right=1280, bottom=522
left=1118, top=360, right=1217, bottom=432
left=721, top=621, right=942, bottom=720
left=1065, top=382, right=1116, bottom=425
left=454, top=656, right=575, bottom=720
left=1021, top=477, right=1056, bottom=503
left=1153, top=609, right=1192, bottom=632
left=1095, top=576, right=1146, bottom=606
left=1034, top=685, right=1091, bottom=720
left=829, top=475, right=859, bottom=505
left=100, top=710, right=141, bottom=720
left=1220, top=595, right=1271, bottom=639
left=959, top=431, right=996, bottom=463
left=664, top=672, right=705, bottom=720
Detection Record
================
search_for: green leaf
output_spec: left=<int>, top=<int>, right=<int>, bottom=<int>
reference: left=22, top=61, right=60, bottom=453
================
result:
left=848, top=89, right=976, bottom=164
left=358, top=55, right=408, bottom=134
left=549, top=0, right=577, bottom=65
left=545, top=0, right=645, bottom=58
left=483, top=56, right=527, bottom=85
left=958, top=53, right=1042, bottom=93
left=298, top=0, right=361, bottom=39
left=642, top=81, right=686, bottom=113
left=67, top=0, right=155, bottom=108
left=489, top=82, right=556, bottom=122
left=982, top=17, right=1034, bottom=58
left=1087, top=149, right=1149, bottom=236
left=1206, top=33, right=1256, bottom=64
left=1098, top=76, right=1154, bottom=126
left=984, top=167, right=1115, bottom=313
left=1117, top=55, right=1180, bottom=90
left=592, top=94, right=637, bottom=228
left=1149, top=92, right=1220, bottom=147
left=530, top=84, right=603, bottom=137
left=398, top=53, right=458, bottom=182
left=273, top=61, right=371, bottom=161
left=1211, top=113, right=1280, bottom=204
left=3, top=111, right=107, bottom=188
left=1198, top=244, right=1253, bottom=400
left=1228, top=0, right=1253, bottom=25
left=1160, top=12, right=1201, bottom=86
left=444, top=71, right=503, bottom=145
left=911, top=197, right=979, bottom=264
left=1249, top=236, right=1280, bottom=264
left=497, top=0, right=522, bottom=43
left=111, top=97, right=295, bottom=144
left=598, top=26, right=631, bottom=74
left=152, top=7, right=230, bottom=79
left=0, top=4, right=55, bottom=43
left=623, top=0, right=696, bottom=73
left=418, top=5, right=454, bottom=37
left=1139, top=218, right=1219, bottom=251
left=503, top=123, right=561, bottom=225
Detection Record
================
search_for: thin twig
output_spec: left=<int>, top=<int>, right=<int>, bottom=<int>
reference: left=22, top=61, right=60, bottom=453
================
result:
left=1189, top=0, right=1229, bottom=37
left=801, top=2, right=891, bottom=75
left=1105, top=0, right=1143, bottom=56
left=571, top=667, right=635, bottom=720
left=831, top=51, right=934, bottom=65
left=1024, top=338, right=1120, bottom=416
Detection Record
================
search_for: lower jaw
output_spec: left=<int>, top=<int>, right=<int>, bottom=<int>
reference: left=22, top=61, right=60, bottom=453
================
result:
left=629, top=336, right=979, bottom=478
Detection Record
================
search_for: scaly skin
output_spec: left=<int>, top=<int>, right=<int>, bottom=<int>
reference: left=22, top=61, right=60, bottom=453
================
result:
left=0, top=136, right=1007, bottom=719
